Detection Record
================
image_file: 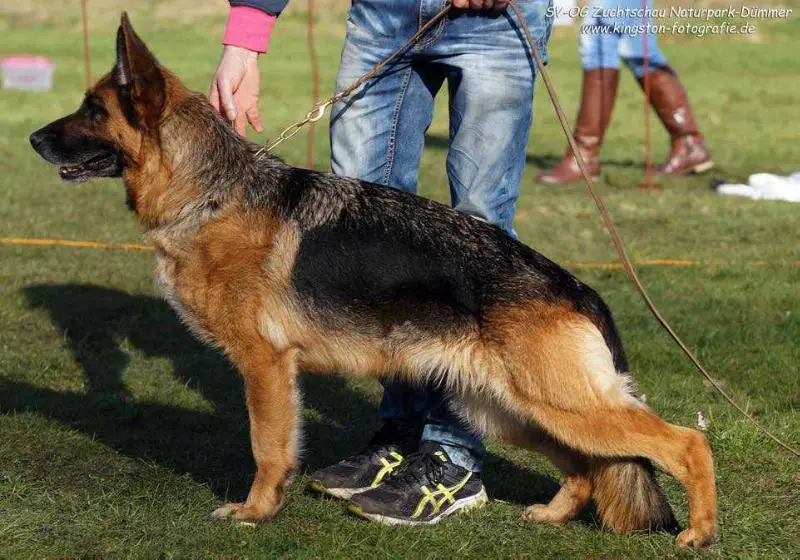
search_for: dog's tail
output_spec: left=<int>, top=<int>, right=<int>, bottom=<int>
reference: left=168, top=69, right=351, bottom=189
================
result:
left=590, top=458, right=679, bottom=533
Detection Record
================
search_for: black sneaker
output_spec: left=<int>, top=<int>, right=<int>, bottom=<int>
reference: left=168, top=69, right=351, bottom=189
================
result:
left=308, top=421, right=421, bottom=500
left=347, top=442, right=488, bottom=525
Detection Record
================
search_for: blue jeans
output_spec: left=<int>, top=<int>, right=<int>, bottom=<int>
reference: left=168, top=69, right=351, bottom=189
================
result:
left=329, top=0, right=552, bottom=471
left=580, top=0, right=668, bottom=77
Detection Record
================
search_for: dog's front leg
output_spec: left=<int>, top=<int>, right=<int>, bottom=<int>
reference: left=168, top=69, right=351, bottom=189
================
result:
left=212, top=345, right=301, bottom=522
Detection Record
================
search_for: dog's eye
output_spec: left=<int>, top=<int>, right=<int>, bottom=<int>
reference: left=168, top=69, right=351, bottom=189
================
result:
left=81, top=96, right=108, bottom=123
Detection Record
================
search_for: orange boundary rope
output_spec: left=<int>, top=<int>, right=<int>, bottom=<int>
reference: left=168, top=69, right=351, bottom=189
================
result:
left=2, top=237, right=797, bottom=270
left=0, top=237, right=151, bottom=252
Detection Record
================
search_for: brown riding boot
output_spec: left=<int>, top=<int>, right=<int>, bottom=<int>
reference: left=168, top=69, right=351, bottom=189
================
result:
left=537, top=68, right=619, bottom=185
left=640, top=67, right=713, bottom=176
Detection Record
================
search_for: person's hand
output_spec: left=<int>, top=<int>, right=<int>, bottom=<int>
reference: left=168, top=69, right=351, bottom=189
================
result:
left=210, top=45, right=264, bottom=138
left=452, top=0, right=509, bottom=11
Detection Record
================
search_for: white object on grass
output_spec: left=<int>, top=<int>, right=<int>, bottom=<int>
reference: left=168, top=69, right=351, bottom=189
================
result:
left=716, top=172, right=800, bottom=203
left=1, top=56, right=54, bottom=92
left=696, top=412, right=709, bottom=432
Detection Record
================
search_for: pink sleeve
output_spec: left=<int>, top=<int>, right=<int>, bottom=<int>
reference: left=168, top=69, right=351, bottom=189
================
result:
left=222, top=6, right=277, bottom=54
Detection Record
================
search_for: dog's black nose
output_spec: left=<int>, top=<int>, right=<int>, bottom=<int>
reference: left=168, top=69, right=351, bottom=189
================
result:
left=29, top=129, right=46, bottom=150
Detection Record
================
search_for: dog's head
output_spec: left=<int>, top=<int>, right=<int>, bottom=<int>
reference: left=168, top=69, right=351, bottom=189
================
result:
left=29, top=13, right=185, bottom=184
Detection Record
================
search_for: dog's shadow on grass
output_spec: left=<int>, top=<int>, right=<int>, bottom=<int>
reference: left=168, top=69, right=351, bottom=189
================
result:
left=6, top=283, right=567, bottom=511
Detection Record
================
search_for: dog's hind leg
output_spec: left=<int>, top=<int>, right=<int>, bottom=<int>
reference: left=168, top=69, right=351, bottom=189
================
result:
left=531, top=404, right=716, bottom=547
left=522, top=473, right=592, bottom=526
left=494, top=308, right=717, bottom=547
left=520, top=437, right=592, bottom=526
left=518, top=435, right=593, bottom=526
left=457, top=398, right=592, bottom=526
left=211, top=344, right=302, bottom=522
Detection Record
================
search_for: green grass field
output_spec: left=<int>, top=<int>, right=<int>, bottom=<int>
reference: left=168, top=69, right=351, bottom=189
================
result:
left=1, top=3, right=798, bottom=558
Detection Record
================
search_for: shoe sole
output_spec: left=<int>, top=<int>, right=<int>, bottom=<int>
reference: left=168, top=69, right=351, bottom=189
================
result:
left=347, top=487, right=489, bottom=526
left=308, top=479, right=372, bottom=501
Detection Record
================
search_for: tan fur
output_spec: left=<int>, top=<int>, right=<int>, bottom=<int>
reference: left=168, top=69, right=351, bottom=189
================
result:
left=522, top=474, right=592, bottom=525
left=590, top=459, right=674, bottom=533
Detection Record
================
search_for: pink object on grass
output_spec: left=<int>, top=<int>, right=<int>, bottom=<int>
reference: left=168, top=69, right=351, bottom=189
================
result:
left=223, top=6, right=277, bottom=53
left=1, top=56, right=55, bottom=91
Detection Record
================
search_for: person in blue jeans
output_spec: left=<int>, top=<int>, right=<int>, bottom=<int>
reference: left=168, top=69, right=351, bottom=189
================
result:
left=211, top=0, right=552, bottom=524
left=537, top=0, right=712, bottom=184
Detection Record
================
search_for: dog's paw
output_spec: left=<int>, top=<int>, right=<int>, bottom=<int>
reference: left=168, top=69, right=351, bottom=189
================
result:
left=675, top=526, right=717, bottom=548
left=211, top=502, right=246, bottom=520
left=211, top=502, right=274, bottom=522
left=521, top=504, right=565, bottom=526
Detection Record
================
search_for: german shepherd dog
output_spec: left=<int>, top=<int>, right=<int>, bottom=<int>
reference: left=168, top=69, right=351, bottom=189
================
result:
left=29, top=14, right=717, bottom=547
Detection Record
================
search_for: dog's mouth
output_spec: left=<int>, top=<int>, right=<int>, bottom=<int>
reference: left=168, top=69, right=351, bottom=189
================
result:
left=59, top=152, right=122, bottom=182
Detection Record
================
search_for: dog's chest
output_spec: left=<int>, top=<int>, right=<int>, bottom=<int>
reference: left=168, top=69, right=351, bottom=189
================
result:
left=154, top=248, right=215, bottom=343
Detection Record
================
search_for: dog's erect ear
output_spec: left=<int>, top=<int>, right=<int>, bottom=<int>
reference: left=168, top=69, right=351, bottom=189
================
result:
left=113, top=12, right=166, bottom=128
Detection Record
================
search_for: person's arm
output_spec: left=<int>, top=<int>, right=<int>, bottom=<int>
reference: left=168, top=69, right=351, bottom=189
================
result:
left=211, top=0, right=509, bottom=137
left=210, top=2, right=288, bottom=137
left=224, top=6, right=277, bottom=54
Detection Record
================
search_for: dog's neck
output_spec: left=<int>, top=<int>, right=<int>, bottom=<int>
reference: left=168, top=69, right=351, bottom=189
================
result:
left=126, top=95, right=270, bottom=235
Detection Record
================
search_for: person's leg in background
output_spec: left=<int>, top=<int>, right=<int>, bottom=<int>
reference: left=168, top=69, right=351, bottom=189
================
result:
left=619, top=1, right=713, bottom=175
left=330, top=1, right=443, bottom=191
left=330, top=11, right=446, bottom=458
left=411, top=0, right=553, bottom=471
left=347, top=0, right=553, bottom=525
left=537, top=0, right=620, bottom=184
left=327, top=0, right=498, bottom=482
left=311, top=0, right=454, bottom=501
left=324, top=0, right=492, bottom=522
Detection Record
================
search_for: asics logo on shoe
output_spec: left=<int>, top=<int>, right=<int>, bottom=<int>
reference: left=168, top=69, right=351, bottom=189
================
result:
left=413, top=472, right=472, bottom=518
left=372, top=451, right=404, bottom=488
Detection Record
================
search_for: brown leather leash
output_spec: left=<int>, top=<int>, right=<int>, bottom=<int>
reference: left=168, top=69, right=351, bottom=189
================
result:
left=266, top=0, right=799, bottom=458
